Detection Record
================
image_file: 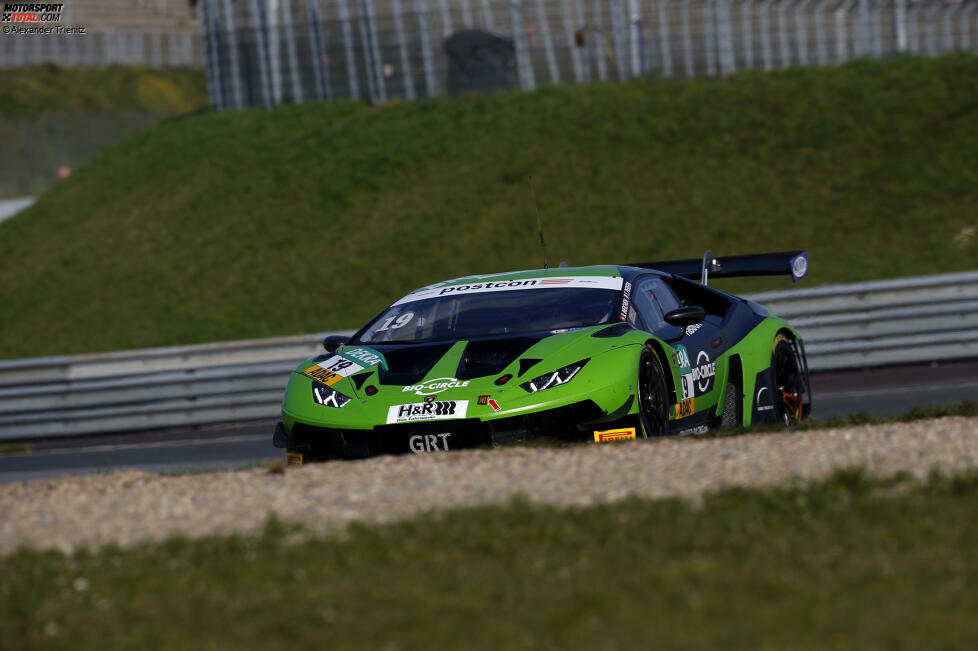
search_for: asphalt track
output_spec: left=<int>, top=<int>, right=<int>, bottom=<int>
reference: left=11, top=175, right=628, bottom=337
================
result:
left=1, top=361, right=975, bottom=485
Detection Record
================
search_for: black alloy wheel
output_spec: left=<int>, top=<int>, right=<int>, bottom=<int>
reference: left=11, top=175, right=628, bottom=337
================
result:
left=773, top=337, right=806, bottom=427
left=638, top=347, right=670, bottom=437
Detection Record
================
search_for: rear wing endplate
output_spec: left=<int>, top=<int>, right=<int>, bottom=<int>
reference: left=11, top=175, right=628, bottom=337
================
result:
left=630, top=250, right=808, bottom=285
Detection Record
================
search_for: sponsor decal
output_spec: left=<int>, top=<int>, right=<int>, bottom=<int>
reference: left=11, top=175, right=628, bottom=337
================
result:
left=488, top=398, right=501, bottom=412
left=619, top=281, right=632, bottom=321
left=393, top=276, right=625, bottom=305
left=303, top=355, right=364, bottom=386
left=685, top=322, right=702, bottom=336
left=403, top=376, right=470, bottom=396
left=675, top=397, right=695, bottom=419
left=693, top=351, right=716, bottom=394
left=341, top=346, right=386, bottom=369
left=594, top=427, right=637, bottom=443
left=285, top=452, right=303, bottom=465
left=756, top=387, right=773, bottom=412
left=409, top=433, right=452, bottom=453
left=790, top=252, right=809, bottom=281
left=386, top=400, right=469, bottom=424
left=676, top=347, right=715, bottom=398
left=677, top=424, right=709, bottom=436
left=477, top=394, right=490, bottom=405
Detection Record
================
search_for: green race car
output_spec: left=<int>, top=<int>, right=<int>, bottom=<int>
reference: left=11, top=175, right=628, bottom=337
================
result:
left=273, top=251, right=811, bottom=463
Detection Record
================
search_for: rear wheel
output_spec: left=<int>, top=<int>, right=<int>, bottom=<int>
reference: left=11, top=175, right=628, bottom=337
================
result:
left=638, top=346, right=670, bottom=437
left=772, top=335, right=806, bottom=427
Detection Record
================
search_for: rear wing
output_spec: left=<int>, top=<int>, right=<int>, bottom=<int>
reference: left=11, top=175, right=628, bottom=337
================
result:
left=630, top=250, right=809, bottom=285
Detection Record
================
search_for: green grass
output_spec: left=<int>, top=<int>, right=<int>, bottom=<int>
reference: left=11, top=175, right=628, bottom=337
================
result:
left=3, top=469, right=977, bottom=649
left=1, top=55, right=976, bottom=359
left=0, top=65, right=206, bottom=116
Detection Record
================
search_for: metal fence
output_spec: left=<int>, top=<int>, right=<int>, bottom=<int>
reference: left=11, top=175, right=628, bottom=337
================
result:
left=1, top=270, right=976, bottom=441
left=0, top=31, right=202, bottom=68
left=198, top=0, right=978, bottom=110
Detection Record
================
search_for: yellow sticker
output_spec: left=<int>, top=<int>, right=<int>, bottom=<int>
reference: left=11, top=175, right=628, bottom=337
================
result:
left=285, top=452, right=303, bottom=466
left=594, top=427, right=637, bottom=443
left=675, top=397, right=695, bottom=419
left=303, top=365, right=342, bottom=386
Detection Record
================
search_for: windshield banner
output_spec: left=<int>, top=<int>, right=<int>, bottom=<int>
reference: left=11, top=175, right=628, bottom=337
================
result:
left=393, top=276, right=624, bottom=306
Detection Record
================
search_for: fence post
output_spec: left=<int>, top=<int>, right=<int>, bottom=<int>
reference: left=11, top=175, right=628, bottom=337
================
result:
left=942, top=3, right=955, bottom=52
left=680, top=0, right=694, bottom=76
left=414, top=0, right=438, bottom=98
left=280, top=0, right=303, bottom=102
left=627, top=0, right=643, bottom=77
left=458, top=0, right=473, bottom=26
left=337, top=0, right=361, bottom=99
left=777, top=0, right=791, bottom=68
left=437, top=0, right=452, bottom=36
left=609, top=0, right=629, bottom=80
left=814, top=0, right=828, bottom=63
left=658, top=0, right=673, bottom=77
left=926, top=3, right=938, bottom=56
left=593, top=0, right=609, bottom=80
left=759, top=0, right=773, bottom=70
left=795, top=0, right=810, bottom=65
left=306, top=0, right=332, bottom=99
left=856, top=0, right=871, bottom=55
left=391, top=0, right=417, bottom=100
left=962, top=4, right=977, bottom=52
left=835, top=1, right=851, bottom=62
left=561, top=0, right=585, bottom=83
left=509, top=0, right=536, bottom=90
left=249, top=0, right=274, bottom=107
left=535, top=0, right=560, bottom=82
left=719, top=0, right=736, bottom=74
left=222, top=0, right=244, bottom=107
left=479, top=0, right=495, bottom=28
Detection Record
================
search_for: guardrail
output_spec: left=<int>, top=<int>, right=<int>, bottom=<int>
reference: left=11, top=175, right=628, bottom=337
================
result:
left=1, top=270, right=976, bottom=441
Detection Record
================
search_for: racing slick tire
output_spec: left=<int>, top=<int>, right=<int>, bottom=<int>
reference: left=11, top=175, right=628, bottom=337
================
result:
left=772, top=334, right=806, bottom=427
left=638, top=346, right=670, bottom=437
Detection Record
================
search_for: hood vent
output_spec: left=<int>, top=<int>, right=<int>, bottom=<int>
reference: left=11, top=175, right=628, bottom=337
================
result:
left=518, top=358, right=543, bottom=377
left=456, top=337, right=543, bottom=381
left=351, top=372, right=372, bottom=390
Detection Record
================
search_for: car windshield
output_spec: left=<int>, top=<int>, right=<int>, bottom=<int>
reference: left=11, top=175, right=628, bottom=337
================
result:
left=354, top=280, right=623, bottom=344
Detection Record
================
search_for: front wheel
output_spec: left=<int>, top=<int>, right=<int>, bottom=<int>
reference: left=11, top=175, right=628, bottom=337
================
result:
left=772, top=335, right=807, bottom=427
left=638, top=346, right=670, bottom=437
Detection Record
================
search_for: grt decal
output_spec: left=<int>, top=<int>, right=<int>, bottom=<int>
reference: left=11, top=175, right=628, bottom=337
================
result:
left=341, top=347, right=385, bottom=369
left=403, top=377, right=470, bottom=396
left=392, top=276, right=624, bottom=305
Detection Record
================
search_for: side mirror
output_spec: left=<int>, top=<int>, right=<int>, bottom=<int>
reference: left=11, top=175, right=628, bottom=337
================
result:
left=663, top=306, right=706, bottom=328
left=322, top=334, right=350, bottom=353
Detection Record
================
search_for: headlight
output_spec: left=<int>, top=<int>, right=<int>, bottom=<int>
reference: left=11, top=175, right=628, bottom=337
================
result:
left=311, top=381, right=352, bottom=408
left=520, top=359, right=589, bottom=394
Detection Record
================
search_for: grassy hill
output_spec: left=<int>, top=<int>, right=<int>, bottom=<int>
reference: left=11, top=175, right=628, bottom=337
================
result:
left=0, top=65, right=206, bottom=116
left=0, top=55, right=976, bottom=359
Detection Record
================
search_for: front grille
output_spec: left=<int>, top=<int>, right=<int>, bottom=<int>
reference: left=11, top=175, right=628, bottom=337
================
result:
left=287, top=399, right=604, bottom=459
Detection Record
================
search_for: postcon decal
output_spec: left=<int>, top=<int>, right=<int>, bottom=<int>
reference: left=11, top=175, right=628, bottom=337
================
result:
left=594, top=427, right=637, bottom=443
left=675, top=397, right=695, bottom=419
left=619, top=281, right=632, bottom=321
left=303, top=355, right=365, bottom=386
left=386, top=400, right=470, bottom=424
left=392, top=276, right=625, bottom=305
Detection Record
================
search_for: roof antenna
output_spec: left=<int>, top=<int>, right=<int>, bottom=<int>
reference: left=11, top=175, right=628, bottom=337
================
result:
left=530, top=176, right=549, bottom=270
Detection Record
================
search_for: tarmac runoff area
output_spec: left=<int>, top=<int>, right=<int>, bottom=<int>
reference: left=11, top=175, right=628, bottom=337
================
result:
left=0, top=197, right=34, bottom=225
left=1, top=416, right=976, bottom=555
